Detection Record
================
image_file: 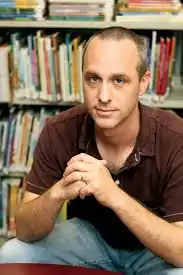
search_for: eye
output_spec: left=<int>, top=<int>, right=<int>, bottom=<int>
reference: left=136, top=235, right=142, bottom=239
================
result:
left=88, top=75, right=99, bottom=83
left=114, top=78, right=125, bottom=85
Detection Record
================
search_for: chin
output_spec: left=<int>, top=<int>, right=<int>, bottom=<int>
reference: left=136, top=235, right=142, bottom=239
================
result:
left=94, top=118, right=118, bottom=129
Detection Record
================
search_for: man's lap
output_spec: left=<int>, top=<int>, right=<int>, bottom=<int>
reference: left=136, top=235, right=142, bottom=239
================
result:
left=0, top=218, right=115, bottom=271
left=0, top=218, right=182, bottom=275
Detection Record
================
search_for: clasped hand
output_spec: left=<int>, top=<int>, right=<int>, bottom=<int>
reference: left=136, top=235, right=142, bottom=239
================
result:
left=62, top=153, right=120, bottom=208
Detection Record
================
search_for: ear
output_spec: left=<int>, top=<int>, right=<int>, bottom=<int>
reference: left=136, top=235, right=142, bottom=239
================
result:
left=139, top=70, right=151, bottom=97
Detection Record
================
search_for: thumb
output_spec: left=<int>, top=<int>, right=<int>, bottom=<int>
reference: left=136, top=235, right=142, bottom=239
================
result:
left=79, top=186, right=92, bottom=199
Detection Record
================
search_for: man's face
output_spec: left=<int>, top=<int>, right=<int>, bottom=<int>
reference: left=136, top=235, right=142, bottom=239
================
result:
left=82, top=37, right=149, bottom=130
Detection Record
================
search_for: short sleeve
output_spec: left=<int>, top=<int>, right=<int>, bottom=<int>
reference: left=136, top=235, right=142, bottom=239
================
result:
left=26, top=122, right=63, bottom=195
left=161, top=144, right=183, bottom=223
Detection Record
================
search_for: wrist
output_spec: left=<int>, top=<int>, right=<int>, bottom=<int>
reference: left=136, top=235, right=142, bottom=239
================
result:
left=50, top=179, right=66, bottom=203
left=109, top=188, right=128, bottom=212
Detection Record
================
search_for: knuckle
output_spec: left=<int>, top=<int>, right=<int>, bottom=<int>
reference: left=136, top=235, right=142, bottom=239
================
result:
left=71, top=162, right=77, bottom=169
left=76, top=186, right=82, bottom=194
left=73, top=171, right=77, bottom=179
left=78, top=180, right=85, bottom=188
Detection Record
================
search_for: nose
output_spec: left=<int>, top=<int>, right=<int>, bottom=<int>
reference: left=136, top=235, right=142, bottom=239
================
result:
left=98, top=83, right=112, bottom=104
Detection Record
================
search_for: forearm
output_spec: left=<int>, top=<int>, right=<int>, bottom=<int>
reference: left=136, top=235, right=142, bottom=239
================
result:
left=111, top=190, right=183, bottom=267
left=16, top=187, right=65, bottom=243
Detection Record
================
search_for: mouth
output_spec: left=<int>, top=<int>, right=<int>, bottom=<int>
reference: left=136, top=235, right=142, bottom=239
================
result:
left=95, top=108, right=116, bottom=116
left=96, top=107, right=115, bottom=111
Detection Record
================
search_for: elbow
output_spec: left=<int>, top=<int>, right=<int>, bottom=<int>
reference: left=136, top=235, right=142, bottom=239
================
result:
left=16, top=221, right=53, bottom=243
left=16, top=234, right=34, bottom=243
left=171, top=260, right=183, bottom=268
left=168, top=247, right=183, bottom=268
left=172, top=257, right=183, bottom=268
left=15, top=215, right=35, bottom=243
left=16, top=228, right=50, bottom=243
left=16, top=226, right=37, bottom=243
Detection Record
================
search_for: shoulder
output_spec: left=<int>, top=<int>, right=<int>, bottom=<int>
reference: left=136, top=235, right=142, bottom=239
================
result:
left=46, top=104, right=88, bottom=135
left=140, top=104, right=183, bottom=164
left=143, top=105, right=183, bottom=139
left=37, top=104, right=89, bottom=154
left=152, top=107, right=183, bottom=140
left=48, top=103, right=87, bottom=125
left=144, top=106, right=183, bottom=164
left=140, top=105, right=183, bottom=180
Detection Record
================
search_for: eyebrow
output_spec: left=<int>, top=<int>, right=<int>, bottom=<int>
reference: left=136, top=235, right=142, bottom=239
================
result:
left=84, top=71, right=129, bottom=79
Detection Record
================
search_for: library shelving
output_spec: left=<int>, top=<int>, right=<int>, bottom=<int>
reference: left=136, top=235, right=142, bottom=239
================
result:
left=0, top=86, right=182, bottom=109
left=0, top=18, right=183, bottom=172
left=0, top=15, right=183, bottom=238
left=0, top=17, right=182, bottom=30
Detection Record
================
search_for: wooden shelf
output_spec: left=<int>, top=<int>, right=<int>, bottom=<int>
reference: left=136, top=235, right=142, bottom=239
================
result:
left=140, top=88, right=183, bottom=109
left=0, top=172, right=26, bottom=177
left=0, top=17, right=182, bottom=30
left=1, top=88, right=183, bottom=109
left=0, top=99, right=80, bottom=106
left=0, top=169, right=28, bottom=177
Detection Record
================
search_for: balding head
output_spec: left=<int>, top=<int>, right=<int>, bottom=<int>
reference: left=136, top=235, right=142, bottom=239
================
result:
left=82, top=26, right=148, bottom=80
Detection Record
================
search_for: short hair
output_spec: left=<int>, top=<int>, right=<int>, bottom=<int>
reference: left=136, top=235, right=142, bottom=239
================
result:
left=82, top=26, right=148, bottom=79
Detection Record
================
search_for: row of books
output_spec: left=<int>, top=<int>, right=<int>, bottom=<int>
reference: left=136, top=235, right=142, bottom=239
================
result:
left=0, top=30, right=181, bottom=104
left=147, top=31, right=183, bottom=103
left=117, top=0, right=181, bottom=9
left=48, top=0, right=114, bottom=21
left=116, top=0, right=182, bottom=11
left=0, top=0, right=45, bottom=20
left=147, top=32, right=175, bottom=102
left=0, top=177, right=24, bottom=237
left=0, top=0, right=115, bottom=21
left=1, top=0, right=183, bottom=22
left=115, top=0, right=183, bottom=20
left=0, top=107, right=59, bottom=173
left=0, top=31, right=84, bottom=103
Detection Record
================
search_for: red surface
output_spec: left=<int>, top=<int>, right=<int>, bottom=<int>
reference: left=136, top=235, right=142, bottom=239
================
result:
left=0, top=264, right=123, bottom=275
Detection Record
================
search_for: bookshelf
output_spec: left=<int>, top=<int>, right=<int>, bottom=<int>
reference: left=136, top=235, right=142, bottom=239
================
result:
left=0, top=170, right=26, bottom=178
left=0, top=88, right=183, bottom=109
left=0, top=17, right=183, bottom=30
left=1, top=1, right=183, bottom=238
left=140, top=88, right=183, bottom=109
left=0, top=18, right=183, bottom=178
left=0, top=100, right=79, bottom=106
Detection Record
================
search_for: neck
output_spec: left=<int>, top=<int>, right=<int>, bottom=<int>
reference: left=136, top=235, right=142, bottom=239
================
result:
left=95, top=106, right=140, bottom=150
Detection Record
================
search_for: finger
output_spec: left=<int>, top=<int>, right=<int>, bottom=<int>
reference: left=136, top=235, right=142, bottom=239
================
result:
left=68, top=153, right=104, bottom=166
left=100, top=159, right=107, bottom=166
left=72, top=180, right=87, bottom=192
left=64, top=180, right=87, bottom=200
left=63, top=161, right=91, bottom=178
left=63, top=171, right=85, bottom=186
left=80, top=191, right=92, bottom=199
left=79, top=185, right=92, bottom=199
left=64, top=159, right=107, bottom=179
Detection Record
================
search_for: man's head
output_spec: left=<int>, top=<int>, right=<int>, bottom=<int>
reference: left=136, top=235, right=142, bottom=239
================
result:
left=82, top=26, right=150, bottom=130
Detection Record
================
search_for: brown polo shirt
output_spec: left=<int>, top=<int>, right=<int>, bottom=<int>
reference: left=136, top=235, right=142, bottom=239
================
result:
left=27, top=103, right=183, bottom=250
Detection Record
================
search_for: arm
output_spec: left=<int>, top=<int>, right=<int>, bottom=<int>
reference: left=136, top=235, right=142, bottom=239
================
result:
left=16, top=178, right=86, bottom=243
left=111, top=143, right=183, bottom=267
left=111, top=190, right=183, bottom=267
left=64, top=153, right=183, bottom=267
left=15, top=122, right=64, bottom=243
left=16, top=184, right=65, bottom=243
left=16, top=122, right=86, bottom=243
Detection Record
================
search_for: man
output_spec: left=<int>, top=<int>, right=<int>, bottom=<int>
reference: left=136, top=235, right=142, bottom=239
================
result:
left=1, top=26, right=183, bottom=275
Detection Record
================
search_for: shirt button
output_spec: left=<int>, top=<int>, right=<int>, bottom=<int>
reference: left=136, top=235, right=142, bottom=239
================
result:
left=115, top=179, right=120, bottom=185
